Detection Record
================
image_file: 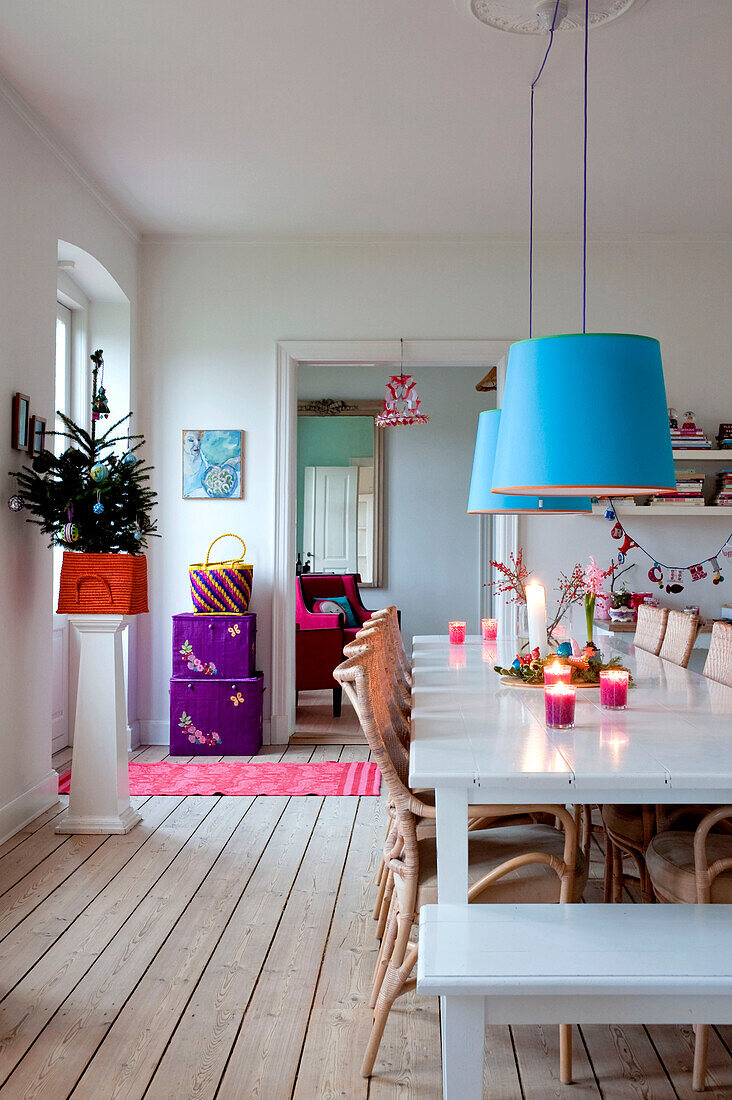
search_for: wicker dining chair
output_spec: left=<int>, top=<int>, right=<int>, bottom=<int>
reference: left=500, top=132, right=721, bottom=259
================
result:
left=369, top=606, right=412, bottom=691
left=634, top=604, right=669, bottom=656
left=334, top=648, right=588, bottom=1085
left=646, top=805, right=732, bottom=1091
left=345, top=622, right=519, bottom=934
left=659, top=610, right=700, bottom=668
left=702, top=621, right=732, bottom=688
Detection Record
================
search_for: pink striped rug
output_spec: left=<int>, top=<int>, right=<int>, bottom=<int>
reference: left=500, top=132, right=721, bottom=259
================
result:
left=57, top=760, right=381, bottom=797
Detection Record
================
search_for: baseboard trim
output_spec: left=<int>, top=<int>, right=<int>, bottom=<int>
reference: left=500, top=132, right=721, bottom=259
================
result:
left=137, top=719, right=272, bottom=748
left=0, top=770, right=60, bottom=846
left=270, top=714, right=289, bottom=745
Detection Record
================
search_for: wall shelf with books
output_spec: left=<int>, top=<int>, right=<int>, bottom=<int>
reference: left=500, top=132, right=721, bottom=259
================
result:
left=672, top=450, right=732, bottom=461
left=591, top=504, right=732, bottom=517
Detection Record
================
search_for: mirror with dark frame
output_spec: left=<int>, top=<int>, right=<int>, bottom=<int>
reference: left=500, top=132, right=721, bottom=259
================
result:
left=296, top=399, right=383, bottom=587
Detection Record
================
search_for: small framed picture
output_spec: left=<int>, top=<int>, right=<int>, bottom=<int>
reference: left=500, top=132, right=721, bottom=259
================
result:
left=11, top=393, right=30, bottom=450
left=28, top=415, right=46, bottom=457
left=182, top=429, right=244, bottom=499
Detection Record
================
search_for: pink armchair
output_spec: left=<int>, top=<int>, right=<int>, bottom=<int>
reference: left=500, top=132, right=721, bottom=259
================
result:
left=296, top=573, right=376, bottom=717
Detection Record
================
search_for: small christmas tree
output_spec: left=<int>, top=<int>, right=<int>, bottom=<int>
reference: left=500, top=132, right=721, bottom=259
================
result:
left=10, top=350, right=157, bottom=553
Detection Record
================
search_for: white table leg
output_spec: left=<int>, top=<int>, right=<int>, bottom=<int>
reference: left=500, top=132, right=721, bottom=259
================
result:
left=435, top=786, right=469, bottom=902
left=56, top=615, right=141, bottom=835
left=441, top=995, right=484, bottom=1100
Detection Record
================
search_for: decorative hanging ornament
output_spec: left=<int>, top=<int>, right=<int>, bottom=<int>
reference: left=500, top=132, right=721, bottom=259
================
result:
left=666, top=569, right=684, bottom=595
left=92, top=385, right=110, bottom=421
left=604, top=504, right=616, bottom=521
left=93, top=492, right=105, bottom=515
left=648, top=562, right=664, bottom=588
left=689, top=563, right=707, bottom=583
left=64, top=522, right=79, bottom=543
left=710, top=556, right=724, bottom=585
left=121, top=452, right=138, bottom=467
left=90, top=462, right=110, bottom=483
left=375, top=340, right=429, bottom=427
left=7, top=494, right=24, bottom=512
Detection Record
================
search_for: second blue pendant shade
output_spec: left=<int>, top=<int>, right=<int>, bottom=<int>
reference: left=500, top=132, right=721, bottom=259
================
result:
left=491, top=333, right=676, bottom=497
left=468, top=409, right=591, bottom=514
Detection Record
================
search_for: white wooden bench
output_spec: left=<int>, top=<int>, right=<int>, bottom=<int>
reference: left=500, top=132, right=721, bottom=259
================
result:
left=417, top=903, right=732, bottom=1100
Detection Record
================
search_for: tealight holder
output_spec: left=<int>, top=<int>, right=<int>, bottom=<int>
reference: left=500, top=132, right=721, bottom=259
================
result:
left=599, top=669, right=629, bottom=710
left=481, top=617, right=498, bottom=641
left=544, top=683, right=576, bottom=730
left=543, top=660, right=572, bottom=688
left=448, top=620, right=467, bottom=645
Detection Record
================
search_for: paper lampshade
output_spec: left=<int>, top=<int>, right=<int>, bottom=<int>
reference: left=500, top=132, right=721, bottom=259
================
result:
left=491, top=334, right=676, bottom=497
left=468, top=410, right=591, bottom=514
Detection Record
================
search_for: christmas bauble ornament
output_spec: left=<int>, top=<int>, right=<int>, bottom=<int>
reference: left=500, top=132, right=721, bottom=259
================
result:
left=7, top=494, right=24, bottom=512
left=121, top=452, right=138, bottom=467
left=93, top=501, right=105, bottom=515
left=64, top=522, right=79, bottom=543
left=90, top=462, right=109, bottom=483
left=134, top=528, right=143, bottom=541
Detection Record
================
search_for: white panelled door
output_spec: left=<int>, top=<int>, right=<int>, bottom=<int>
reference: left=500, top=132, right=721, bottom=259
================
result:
left=303, top=465, right=358, bottom=573
left=52, top=303, right=73, bottom=752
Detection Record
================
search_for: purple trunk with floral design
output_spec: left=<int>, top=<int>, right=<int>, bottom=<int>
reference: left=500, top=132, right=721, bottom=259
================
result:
left=172, top=613, right=256, bottom=679
left=169, top=673, right=264, bottom=756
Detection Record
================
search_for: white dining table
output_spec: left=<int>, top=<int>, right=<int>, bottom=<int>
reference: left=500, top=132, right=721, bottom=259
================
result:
left=409, top=633, right=732, bottom=1097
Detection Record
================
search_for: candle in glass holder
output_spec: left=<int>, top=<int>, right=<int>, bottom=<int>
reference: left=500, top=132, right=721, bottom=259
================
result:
left=543, top=660, right=572, bottom=688
left=481, top=617, right=498, bottom=641
left=599, top=669, right=629, bottom=710
left=544, top=683, right=576, bottom=729
left=448, top=620, right=466, bottom=645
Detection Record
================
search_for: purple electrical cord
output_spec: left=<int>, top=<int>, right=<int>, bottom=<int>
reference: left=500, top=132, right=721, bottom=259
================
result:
left=582, top=0, right=589, bottom=333
left=529, top=0, right=562, bottom=338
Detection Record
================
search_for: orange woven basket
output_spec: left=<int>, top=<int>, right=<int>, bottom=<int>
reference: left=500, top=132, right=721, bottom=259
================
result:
left=57, top=552, right=148, bottom=615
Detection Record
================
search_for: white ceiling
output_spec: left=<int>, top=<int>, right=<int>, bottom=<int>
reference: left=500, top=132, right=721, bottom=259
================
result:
left=1, top=0, right=729, bottom=239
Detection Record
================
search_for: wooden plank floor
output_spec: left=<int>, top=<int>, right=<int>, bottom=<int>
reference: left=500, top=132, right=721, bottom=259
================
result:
left=291, top=688, right=365, bottom=745
left=0, top=752, right=731, bottom=1098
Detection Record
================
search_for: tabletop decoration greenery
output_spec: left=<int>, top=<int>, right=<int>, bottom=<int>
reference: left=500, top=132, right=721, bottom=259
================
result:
left=494, top=648, right=634, bottom=687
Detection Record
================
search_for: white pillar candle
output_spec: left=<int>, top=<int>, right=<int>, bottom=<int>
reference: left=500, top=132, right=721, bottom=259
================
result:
left=525, top=581, right=548, bottom=657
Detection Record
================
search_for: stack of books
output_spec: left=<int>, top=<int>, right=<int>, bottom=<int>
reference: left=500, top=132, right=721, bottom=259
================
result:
left=650, top=470, right=706, bottom=506
left=670, top=423, right=712, bottom=449
left=710, top=470, right=732, bottom=507
left=716, top=423, right=732, bottom=449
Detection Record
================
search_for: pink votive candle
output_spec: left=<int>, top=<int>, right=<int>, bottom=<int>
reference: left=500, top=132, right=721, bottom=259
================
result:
left=599, top=669, right=629, bottom=710
left=481, top=617, right=498, bottom=641
left=544, top=683, right=576, bottom=729
left=543, top=660, right=572, bottom=687
left=448, top=620, right=467, bottom=645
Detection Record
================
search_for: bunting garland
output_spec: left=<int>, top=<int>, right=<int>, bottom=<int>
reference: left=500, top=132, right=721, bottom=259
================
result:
left=604, top=501, right=732, bottom=595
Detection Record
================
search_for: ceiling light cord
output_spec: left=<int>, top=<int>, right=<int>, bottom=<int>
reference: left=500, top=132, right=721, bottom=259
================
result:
left=529, top=0, right=562, bottom=339
left=582, top=0, right=589, bottom=333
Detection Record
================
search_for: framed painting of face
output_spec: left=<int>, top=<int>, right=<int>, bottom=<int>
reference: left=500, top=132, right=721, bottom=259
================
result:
left=182, top=430, right=244, bottom=499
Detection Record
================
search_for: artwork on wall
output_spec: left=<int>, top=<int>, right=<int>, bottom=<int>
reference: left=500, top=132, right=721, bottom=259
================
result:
left=28, top=414, right=46, bottom=457
left=182, top=429, right=244, bottom=499
left=11, top=393, right=30, bottom=450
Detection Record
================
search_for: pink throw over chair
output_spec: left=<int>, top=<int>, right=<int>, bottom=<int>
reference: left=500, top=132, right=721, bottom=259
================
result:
left=296, top=573, right=377, bottom=717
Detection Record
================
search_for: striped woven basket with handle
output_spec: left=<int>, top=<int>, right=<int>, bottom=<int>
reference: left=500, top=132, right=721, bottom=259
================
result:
left=189, top=534, right=254, bottom=614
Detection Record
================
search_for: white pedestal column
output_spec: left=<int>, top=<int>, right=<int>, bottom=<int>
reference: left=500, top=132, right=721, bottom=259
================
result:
left=56, top=615, right=141, bottom=835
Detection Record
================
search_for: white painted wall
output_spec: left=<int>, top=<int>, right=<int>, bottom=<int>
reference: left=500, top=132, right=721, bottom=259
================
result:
left=298, top=364, right=496, bottom=639
left=137, top=237, right=730, bottom=739
left=0, top=86, right=138, bottom=839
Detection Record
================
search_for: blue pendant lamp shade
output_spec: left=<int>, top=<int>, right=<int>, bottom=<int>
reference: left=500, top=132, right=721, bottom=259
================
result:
left=491, top=333, right=676, bottom=497
left=468, top=410, right=591, bottom=514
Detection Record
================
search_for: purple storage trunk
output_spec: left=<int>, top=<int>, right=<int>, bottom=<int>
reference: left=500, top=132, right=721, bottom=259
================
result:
left=172, top=613, right=256, bottom=679
left=170, top=673, right=264, bottom=756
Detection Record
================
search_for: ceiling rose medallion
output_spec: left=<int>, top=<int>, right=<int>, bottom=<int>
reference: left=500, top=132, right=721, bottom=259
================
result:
left=456, top=0, right=645, bottom=34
